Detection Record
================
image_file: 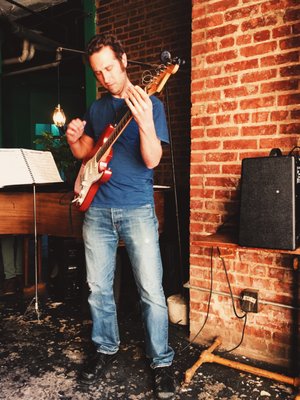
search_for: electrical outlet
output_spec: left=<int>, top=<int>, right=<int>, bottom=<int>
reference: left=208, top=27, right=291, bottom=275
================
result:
left=240, top=289, right=259, bottom=313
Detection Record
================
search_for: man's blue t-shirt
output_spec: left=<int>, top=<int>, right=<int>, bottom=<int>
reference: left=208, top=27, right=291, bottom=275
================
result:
left=83, top=93, right=169, bottom=208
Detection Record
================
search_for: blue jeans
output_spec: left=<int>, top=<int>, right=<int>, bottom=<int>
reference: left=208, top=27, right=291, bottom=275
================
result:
left=82, top=204, right=174, bottom=368
left=1, top=236, right=23, bottom=279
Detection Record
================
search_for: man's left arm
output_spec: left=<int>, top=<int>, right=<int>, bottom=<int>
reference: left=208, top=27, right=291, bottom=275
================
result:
left=125, top=85, right=162, bottom=169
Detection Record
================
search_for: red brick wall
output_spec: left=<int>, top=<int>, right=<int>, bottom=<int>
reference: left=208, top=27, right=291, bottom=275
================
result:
left=190, top=0, right=300, bottom=367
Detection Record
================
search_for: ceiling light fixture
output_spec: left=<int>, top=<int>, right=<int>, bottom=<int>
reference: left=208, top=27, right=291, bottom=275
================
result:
left=53, top=49, right=66, bottom=128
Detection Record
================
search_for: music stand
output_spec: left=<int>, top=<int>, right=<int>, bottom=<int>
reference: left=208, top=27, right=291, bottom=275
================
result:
left=0, top=148, right=63, bottom=321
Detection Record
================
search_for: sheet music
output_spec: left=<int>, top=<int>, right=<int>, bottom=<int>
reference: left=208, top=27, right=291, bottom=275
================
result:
left=21, top=149, right=63, bottom=184
left=0, top=148, right=63, bottom=188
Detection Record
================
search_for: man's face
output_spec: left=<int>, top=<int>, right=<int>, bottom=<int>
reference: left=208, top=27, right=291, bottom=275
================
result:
left=89, top=46, right=128, bottom=98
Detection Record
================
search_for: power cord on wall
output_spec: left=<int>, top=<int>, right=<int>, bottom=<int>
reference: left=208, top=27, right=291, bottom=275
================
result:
left=288, top=145, right=300, bottom=156
left=178, top=246, right=249, bottom=355
left=216, top=246, right=248, bottom=354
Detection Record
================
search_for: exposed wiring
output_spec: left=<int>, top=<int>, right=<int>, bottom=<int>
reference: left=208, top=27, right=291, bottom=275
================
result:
left=185, top=283, right=300, bottom=311
left=288, top=146, right=300, bottom=156
left=219, top=313, right=248, bottom=354
left=216, top=246, right=248, bottom=354
left=217, top=247, right=246, bottom=320
left=179, top=246, right=249, bottom=355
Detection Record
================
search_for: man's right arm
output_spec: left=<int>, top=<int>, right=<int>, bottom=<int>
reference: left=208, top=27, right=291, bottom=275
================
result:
left=66, top=118, right=94, bottom=159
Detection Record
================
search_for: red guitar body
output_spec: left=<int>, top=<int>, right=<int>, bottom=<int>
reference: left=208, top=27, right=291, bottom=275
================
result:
left=74, top=124, right=114, bottom=212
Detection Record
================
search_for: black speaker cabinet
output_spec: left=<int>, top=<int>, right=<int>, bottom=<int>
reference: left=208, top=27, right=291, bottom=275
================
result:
left=238, top=155, right=300, bottom=250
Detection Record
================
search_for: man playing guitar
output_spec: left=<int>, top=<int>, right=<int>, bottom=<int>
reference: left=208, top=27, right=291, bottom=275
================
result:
left=66, top=33, right=175, bottom=399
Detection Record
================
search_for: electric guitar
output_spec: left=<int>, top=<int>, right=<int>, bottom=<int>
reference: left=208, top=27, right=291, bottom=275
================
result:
left=73, top=61, right=179, bottom=212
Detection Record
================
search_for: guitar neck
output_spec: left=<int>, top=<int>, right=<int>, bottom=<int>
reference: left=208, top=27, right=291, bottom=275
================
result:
left=93, top=63, right=179, bottom=164
left=95, top=108, right=132, bottom=163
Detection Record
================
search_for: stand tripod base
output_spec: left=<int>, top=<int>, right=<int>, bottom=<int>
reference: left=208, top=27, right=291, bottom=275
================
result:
left=183, top=337, right=300, bottom=398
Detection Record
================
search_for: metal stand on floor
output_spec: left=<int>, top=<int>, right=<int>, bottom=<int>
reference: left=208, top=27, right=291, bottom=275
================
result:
left=183, top=337, right=300, bottom=397
left=24, top=184, right=41, bottom=322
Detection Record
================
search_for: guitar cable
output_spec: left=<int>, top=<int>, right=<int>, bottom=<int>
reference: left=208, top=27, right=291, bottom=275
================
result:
left=164, top=85, right=185, bottom=295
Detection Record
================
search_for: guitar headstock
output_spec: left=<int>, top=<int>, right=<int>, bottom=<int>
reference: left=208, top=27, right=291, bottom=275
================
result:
left=145, top=62, right=179, bottom=95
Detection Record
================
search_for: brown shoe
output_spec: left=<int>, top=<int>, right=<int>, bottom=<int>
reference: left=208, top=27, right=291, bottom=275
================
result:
left=2, top=277, right=18, bottom=296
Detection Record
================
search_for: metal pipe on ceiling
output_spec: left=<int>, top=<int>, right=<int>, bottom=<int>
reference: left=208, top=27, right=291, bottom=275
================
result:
left=2, top=60, right=59, bottom=76
left=2, top=39, right=35, bottom=65
left=1, top=48, right=61, bottom=76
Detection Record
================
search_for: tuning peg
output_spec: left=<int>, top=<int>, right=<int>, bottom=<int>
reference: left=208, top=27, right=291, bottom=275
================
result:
left=173, top=56, right=186, bottom=66
left=160, top=50, right=186, bottom=66
left=160, top=50, right=172, bottom=64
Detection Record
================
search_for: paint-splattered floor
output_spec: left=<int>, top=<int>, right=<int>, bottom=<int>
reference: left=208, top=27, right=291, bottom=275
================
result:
left=0, top=292, right=298, bottom=400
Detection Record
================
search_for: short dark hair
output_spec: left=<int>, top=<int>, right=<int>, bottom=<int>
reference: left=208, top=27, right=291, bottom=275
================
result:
left=85, top=33, right=125, bottom=62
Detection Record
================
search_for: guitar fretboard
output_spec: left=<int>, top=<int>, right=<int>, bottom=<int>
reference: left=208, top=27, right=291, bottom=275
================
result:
left=95, top=108, right=132, bottom=163
left=93, top=63, right=179, bottom=164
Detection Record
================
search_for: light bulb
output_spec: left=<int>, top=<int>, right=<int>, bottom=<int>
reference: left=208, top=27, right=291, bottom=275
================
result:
left=53, top=104, right=66, bottom=127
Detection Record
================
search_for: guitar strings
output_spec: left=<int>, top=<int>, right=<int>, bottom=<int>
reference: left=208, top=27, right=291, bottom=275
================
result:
left=141, top=64, right=167, bottom=90
left=141, top=70, right=153, bottom=86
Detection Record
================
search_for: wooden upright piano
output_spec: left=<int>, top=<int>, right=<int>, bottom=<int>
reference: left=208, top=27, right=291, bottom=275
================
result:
left=0, top=185, right=166, bottom=237
left=0, top=185, right=168, bottom=286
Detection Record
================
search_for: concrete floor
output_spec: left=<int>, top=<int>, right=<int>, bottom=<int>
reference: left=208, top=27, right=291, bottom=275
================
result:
left=0, top=288, right=299, bottom=400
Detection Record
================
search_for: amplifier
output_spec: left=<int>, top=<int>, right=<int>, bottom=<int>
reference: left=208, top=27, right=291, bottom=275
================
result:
left=238, top=155, right=300, bottom=250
